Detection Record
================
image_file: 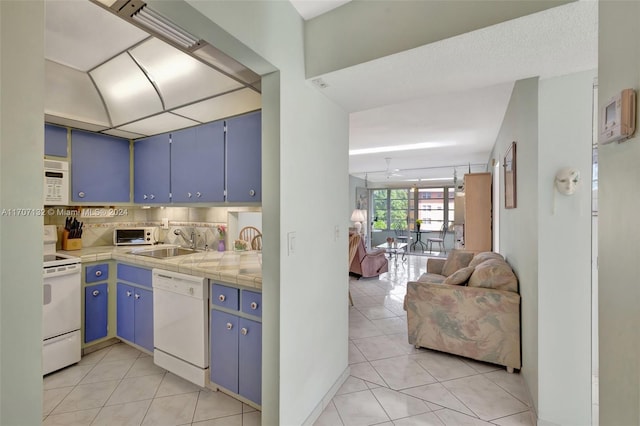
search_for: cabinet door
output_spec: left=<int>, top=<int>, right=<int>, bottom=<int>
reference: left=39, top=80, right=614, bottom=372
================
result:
left=134, top=134, right=170, bottom=203
left=116, top=283, right=135, bottom=343
left=71, top=130, right=130, bottom=202
left=84, top=283, right=108, bottom=343
left=45, top=124, right=68, bottom=157
left=238, top=317, right=262, bottom=404
left=85, top=263, right=108, bottom=284
left=210, top=310, right=239, bottom=393
left=134, top=288, right=154, bottom=352
left=171, top=121, right=225, bottom=202
left=226, top=111, right=261, bottom=202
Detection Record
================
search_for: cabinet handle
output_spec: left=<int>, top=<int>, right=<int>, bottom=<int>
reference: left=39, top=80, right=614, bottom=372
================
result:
left=226, top=322, right=233, bottom=330
left=78, top=191, right=85, bottom=198
left=187, top=192, right=192, bottom=198
left=196, top=192, right=202, bottom=198
left=143, top=194, right=148, bottom=200
left=250, top=302, right=258, bottom=310
left=92, top=290, right=100, bottom=297
left=249, top=189, right=256, bottom=197
left=95, top=270, right=102, bottom=277
left=149, top=194, right=155, bottom=200
left=126, top=291, right=132, bottom=297
left=134, top=293, right=140, bottom=300
left=218, top=294, right=226, bottom=302
left=241, top=327, right=248, bottom=336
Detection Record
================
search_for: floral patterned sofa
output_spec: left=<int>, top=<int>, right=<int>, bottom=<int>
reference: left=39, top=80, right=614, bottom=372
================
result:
left=404, top=250, right=521, bottom=372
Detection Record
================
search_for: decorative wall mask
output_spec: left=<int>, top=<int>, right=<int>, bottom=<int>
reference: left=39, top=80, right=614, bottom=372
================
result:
left=554, top=167, right=580, bottom=195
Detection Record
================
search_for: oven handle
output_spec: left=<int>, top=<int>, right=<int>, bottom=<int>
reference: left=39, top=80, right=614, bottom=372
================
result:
left=42, top=264, right=80, bottom=279
left=43, top=284, right=52, bottom=306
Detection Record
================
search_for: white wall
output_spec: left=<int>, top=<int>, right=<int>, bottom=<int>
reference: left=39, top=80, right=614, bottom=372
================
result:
left=152, top=2, right=351, bottom=425
left=0, top=1, right=45, bottom=424
left=598, top=2, right=640, bottom=424
left=537, top=69, right=595, bottom=425
left=490, top=77, right=540, bottom=409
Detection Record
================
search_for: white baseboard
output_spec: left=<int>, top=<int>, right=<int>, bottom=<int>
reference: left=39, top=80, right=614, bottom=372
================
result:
left=301, top=366, right=350, bottom=426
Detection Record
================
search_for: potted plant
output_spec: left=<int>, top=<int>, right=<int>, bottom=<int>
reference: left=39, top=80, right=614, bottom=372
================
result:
left=217, top=225, right=226, bottom=252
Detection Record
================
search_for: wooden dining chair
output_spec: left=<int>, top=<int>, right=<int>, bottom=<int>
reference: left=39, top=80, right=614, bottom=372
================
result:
left=251, top=234, right=262, bottom=250
left=239, top=226, right=261, bottom=245
left=426, top=223, right=447, bottom=254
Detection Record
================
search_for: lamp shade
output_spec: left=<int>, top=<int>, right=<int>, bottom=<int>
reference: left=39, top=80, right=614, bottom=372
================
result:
left=350, top=209, right=366, bottom=223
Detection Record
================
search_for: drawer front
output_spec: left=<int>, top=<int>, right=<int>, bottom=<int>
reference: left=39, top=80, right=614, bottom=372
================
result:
left=117, top=263, right=152, bottom=288
left=241, top=290, right=262, bottom=318
left=211, top=283, right=239, bottom=310
left=85, top=263, right=109, bottom=283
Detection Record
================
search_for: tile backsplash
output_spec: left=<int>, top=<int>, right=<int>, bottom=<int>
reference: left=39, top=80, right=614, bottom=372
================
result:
left=44, top=206, right=261, bottom=249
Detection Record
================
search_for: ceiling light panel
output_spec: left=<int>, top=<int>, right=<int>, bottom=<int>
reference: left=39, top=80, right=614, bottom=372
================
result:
left=116, top=113, right=199, bottom=136
left=172, top=89, right=261, bottom=123
left=129, top=38, right=244, bottom=110
left=45, top=0, right=148, bottom=72
left=45, top=60, right=111, bottom=128
left=90, top=52, right=163, bottom=126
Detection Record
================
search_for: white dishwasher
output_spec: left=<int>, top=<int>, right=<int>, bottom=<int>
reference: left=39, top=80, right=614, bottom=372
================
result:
left=152, top=269, right=208, bottom=386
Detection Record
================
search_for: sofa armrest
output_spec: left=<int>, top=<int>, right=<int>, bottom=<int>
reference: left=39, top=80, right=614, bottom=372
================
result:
left=426, top=258, right=445, bottom=275
left=405, top=281, right=521, bottom=369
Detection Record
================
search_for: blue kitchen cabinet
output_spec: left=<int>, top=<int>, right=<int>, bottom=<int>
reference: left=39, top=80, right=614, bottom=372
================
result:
left=116, top=263, right=154, bottom=353
left=171, top=121, right=225, bottom=203
left=210, top=283, right=262, bottom=405
left=116, top=283, right=135, bottom=344
left=225, top=111, right=261, bottom=202
left=134, top=133, right=170, bottom=203
left=84, top=283, right=108, bottom=343
left=71, top=129, right=130, bottom=202
left=133, top=287, right=154, bottom=352
left=238, top=317, right=262, bottom=405
left=45, top=123, right=68, bottom=157
left=210, top=310, right=239, bottom=393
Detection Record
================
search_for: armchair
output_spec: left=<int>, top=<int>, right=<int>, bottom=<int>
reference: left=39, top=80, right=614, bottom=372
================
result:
left=349, top=232, right=389, bottom=278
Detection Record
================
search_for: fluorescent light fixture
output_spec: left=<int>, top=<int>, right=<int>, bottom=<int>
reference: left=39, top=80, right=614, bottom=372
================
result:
left=349, top=141, right=455, bottom=156
left=131, top=6, right=200, bottom=49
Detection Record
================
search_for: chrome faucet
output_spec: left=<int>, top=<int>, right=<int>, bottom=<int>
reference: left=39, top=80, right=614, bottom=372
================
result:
left=174, top=229, right=196, bottom=249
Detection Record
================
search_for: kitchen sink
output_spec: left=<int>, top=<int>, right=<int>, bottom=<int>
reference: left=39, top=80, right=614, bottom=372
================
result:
left=130, top=247, right=199, bottom=259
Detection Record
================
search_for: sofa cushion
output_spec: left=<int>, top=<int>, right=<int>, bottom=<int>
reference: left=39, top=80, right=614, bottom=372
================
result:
left=417, top=273, right=446, bottom=284
left=469, top=252, right=505, bottom=268
left=443, top=266, right=474, bottom=285
left=468, top=259, right=518, bottom=292
left=441, top=250, right=475, bottom=277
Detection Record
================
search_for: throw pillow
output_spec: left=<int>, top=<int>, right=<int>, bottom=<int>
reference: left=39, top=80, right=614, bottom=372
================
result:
left=441, top=250, right=475, bottom=277
left=443, top=266, right=474, bottom=285
left=469, top=252, right=505, bottom=268
left=467, top=259, right=518, bottom=292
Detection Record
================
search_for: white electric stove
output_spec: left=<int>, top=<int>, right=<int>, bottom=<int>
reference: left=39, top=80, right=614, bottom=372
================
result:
left=43, top=224, right=81, bottom=375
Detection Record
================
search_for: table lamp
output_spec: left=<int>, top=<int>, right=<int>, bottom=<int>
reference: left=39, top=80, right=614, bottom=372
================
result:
left=350, top=209, right=366, bottom=234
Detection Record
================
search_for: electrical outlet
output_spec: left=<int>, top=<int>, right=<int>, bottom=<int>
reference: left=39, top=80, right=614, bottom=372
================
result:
left=161, top=218, right=169, bottom=229
left=334, top=225, right=340, bottom=241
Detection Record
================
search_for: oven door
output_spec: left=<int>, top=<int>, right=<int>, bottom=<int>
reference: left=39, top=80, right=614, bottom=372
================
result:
left=43, top=264, right=81, bottom=340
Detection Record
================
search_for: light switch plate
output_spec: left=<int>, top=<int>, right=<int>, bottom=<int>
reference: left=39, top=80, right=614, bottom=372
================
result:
left=287, top=231, right=296, bottom=255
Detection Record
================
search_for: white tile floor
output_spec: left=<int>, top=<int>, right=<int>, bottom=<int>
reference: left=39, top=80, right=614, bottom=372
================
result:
left=315, top=254, right=536, bottom=426
left=44, top=254, right=535, bottom=426
left=43, top=343, right=261, bottom=426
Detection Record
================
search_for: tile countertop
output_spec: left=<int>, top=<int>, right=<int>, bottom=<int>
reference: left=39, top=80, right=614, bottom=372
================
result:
left=59, top=245, right=262, bottom=290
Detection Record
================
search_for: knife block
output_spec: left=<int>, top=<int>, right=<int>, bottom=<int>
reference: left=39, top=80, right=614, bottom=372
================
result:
left=61, top=230, right=82, bottom=251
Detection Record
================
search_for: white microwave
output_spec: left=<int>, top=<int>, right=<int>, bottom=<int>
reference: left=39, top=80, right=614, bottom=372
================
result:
left=114, top=227, right=159, bottom=246
left=44, top=159, right=69, bottom=205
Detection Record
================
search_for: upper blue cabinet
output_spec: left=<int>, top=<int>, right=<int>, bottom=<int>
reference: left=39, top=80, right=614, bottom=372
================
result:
left=225, top=111, right=261, bottom=202
left=45, top=124, right=68, bottom=157
left=171, top=120, right=225, bottom=203
left=134, top=134, right=170, bottom=204
left=71, top=130, right=130, bottom=202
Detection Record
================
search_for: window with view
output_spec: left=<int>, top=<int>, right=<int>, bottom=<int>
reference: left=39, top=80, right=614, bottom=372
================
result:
left=371, top=187, right=453, bottom=232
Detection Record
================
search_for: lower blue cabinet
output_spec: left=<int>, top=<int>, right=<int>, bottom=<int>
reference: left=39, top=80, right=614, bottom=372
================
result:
left=84, top=283, right=108, bottom=343
left=117, top=282, right=153, bottom=352
left=210, top=310, right=262, bottom=405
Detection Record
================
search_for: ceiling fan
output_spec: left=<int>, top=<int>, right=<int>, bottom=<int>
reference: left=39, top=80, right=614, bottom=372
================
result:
left=384, top=157, right=402, bottom=179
